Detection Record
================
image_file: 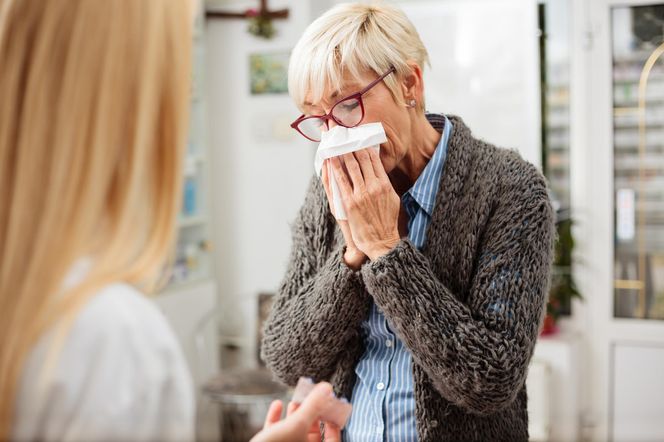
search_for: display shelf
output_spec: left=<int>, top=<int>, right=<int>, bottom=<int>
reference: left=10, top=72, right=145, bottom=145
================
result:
left=179, top=215, right=207, bottom=228
left=611, top=13, right=664, bottom=321
left=162, top=4, right=213, bottom=291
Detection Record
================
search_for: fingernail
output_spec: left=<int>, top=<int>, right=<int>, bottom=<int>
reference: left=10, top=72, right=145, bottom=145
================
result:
left=329, top=391, right=337, bottom=398
left=340, top=397, right=349, bottom=403
left=303, top=377, right=313, bottom=384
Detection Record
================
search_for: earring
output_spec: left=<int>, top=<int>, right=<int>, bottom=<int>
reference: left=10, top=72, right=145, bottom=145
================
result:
left=408, top=99, right=417, bottom=108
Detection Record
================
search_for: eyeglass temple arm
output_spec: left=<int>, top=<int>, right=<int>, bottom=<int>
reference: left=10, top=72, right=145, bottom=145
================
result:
left=290, top=117, right=304, bottom=129
left=358, top=66, right=396, bottom=95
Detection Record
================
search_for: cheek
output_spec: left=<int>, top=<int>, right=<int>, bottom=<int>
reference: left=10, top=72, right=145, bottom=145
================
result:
left=383, top=122, right=408, bottom=160
left=369, top=102, right=409, bottom=171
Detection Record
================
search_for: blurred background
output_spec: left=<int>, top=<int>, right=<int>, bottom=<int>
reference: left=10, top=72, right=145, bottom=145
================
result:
left=158, top=0, right=664, bottom=440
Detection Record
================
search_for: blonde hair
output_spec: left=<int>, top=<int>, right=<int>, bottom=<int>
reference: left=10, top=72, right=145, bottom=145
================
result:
left=0, top=0, right=192, bottom=436
left=288, top=2, right=429, bottom=111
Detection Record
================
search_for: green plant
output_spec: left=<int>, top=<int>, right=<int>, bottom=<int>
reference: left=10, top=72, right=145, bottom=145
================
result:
left=547, top=216, right=583, bottom=321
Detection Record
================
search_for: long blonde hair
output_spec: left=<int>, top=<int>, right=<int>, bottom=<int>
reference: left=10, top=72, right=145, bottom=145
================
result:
left=0, top=0, right=192, bottom=436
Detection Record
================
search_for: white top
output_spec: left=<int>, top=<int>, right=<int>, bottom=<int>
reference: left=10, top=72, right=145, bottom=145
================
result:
left=12, top=277, right=195, bottom=442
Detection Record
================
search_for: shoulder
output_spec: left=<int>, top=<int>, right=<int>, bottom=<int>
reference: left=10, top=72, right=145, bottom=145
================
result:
left=472, top=144, right=554, bottom=236
left=448, top=119, right=552, bottom=224
left=77, top=283, right=179, bottom=348
left=56, top=283, right=187, bottom=368
left=446, top=114, right=547, bottom=195
left=57, top=282, right=190, bottom=385
left=14, top=283, right=194, bottom=441
left=470, top=138, right=549, bottom=202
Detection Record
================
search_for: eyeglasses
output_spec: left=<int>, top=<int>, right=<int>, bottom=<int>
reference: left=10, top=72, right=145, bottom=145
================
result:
left=290, top=66, right=396, bottom=142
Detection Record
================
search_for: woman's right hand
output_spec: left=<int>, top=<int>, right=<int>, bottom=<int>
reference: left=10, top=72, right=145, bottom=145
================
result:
left=322, top=160, right=367, bottom=270
left=251, top=382, right=342, bottom=442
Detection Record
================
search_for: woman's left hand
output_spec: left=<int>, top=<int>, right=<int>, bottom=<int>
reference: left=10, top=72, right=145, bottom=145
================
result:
left=330, top=148, right=401, bottom=261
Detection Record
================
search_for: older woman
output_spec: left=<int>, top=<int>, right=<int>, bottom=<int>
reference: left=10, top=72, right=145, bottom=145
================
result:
left=262, top=3, right=555, bottom=441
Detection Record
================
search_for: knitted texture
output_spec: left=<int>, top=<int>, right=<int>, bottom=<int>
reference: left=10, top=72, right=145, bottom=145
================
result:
left=261, top=115, right=556, bottom=441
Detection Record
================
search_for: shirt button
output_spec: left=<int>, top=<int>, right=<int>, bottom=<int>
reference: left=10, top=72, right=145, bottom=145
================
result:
left=385, top=340, right=393, bottom=347
left=376, top=382, right=385, bottom=391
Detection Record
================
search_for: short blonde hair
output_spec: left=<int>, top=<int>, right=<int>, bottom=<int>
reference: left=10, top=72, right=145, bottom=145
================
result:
left=288, top=2, right=429, bottom=111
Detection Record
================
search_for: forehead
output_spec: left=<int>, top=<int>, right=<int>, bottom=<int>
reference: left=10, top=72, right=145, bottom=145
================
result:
left=303, top=68, right=376, bottom=108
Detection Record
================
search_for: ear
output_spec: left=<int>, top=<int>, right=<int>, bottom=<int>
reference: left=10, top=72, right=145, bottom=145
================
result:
left=400, top=61, right=424, bottom=104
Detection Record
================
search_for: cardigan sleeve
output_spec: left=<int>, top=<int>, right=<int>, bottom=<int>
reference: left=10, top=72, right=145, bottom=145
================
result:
left=361, top=169, right=555, bottom=416
left=261, top=177, right=371, bottom=385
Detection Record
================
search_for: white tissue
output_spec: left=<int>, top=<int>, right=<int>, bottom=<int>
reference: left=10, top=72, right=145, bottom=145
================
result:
left=314, top=122, right=387, bottom=220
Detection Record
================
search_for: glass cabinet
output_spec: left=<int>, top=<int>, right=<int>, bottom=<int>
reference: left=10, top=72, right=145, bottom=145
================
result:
left=612, top=5, right=664, bottom=320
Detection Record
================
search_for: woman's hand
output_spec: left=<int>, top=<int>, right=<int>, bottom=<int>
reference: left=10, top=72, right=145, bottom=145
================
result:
left=322, top=160, right=367, bottom=270
left=250, top=382, right=342, bottom=442
left=330, top=149, right=401, bottom=261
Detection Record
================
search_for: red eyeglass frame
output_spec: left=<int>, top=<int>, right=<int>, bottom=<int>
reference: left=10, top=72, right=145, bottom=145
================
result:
left=290, top=66, right=396, bottom=142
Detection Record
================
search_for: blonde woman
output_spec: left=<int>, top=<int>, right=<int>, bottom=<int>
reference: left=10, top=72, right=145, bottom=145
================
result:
left=0, top=0, right=196, bottom=440
left=262, top=3, right=556, bottom=441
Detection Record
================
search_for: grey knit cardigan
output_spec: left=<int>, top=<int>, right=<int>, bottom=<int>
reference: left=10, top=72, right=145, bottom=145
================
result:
left=261, top=114, right=555, bottom=441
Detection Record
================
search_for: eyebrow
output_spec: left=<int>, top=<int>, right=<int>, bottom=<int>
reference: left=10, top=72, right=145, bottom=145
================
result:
left=303, top=83, right=363, bottom=107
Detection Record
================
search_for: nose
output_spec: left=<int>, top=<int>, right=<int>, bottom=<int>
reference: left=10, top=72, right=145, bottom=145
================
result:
left=319, top=114, right=337, bottom=135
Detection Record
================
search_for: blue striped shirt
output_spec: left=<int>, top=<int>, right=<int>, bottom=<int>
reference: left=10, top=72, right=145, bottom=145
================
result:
left=345, top=116, right=453, bottom=442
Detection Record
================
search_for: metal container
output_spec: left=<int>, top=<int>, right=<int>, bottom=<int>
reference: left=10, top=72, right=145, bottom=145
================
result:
left=201, top=368, right=288, bottom=442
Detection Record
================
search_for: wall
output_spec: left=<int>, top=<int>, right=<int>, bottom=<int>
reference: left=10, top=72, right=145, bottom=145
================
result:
left=397, top=0, right=542, bottom=168
left=206, top=0, right=328, bottom=367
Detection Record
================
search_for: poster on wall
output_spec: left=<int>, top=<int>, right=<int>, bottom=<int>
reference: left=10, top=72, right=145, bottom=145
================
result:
left=249, top=51, right=290, bottom=95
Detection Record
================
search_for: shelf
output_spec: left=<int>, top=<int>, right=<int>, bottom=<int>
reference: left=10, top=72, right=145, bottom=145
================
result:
left=613, top=158, right=664, bottom=170
left=613, top=141, right=664, bottom=151
left=615, top=177, right=664, bottom=187
left=613, top=50, right=661, bottom=64
left=614, top=97, right=664, bottom=107
left=219, top=335, right=249, bottom=349
left=546, top=147, right=570, bottom=154
left=179, top=214, right=207, bottom=228
left=545, top=136, right=570, bottom=146
left=546, top=125, right=569, bottom=134
left=613, top=73, right=664, bottom=84
left=614, top=122, right=664, bottom=130
left=165, top=3, right=213, bottom=295
left=188, top=153, right=204, bottom=162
